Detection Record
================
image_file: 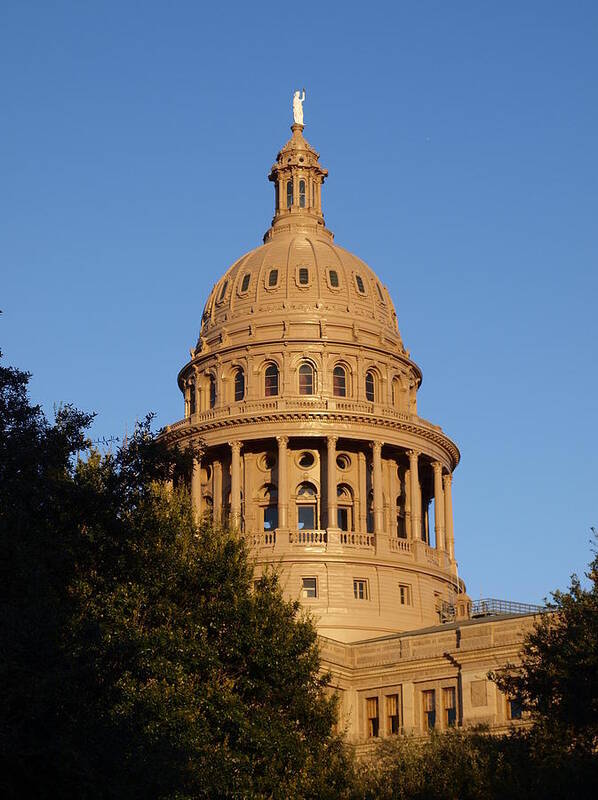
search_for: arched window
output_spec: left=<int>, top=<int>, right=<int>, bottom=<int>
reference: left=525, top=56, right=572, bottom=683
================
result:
left=209, top=375, right=216, bottom=408
left=241, top=273, right=250, bottom=293
left=264, top=363, right=279, bottom=397
left=296, top=482, right=318, bottom=530
left=189, top=382, right=196, bottom=415
left=333, top=365, right=347, bottom=397
left=268, top=268, right=279, bottom=287
left=234, top=368, right=245, bottom=402
left=299, top=363, right=314, bottom=395
left=260, top=484, right=278, bottom=531
left=337, top=484, right=354, bottom=531
left=392, top=377, right=401, bottom=408
left=286, top=180, right=293, bottom=208
left=299, top=179, right=306, bottom=208
left=365, top=371, right=375, bottom=402
left=218, top=280, right=228, bottom=302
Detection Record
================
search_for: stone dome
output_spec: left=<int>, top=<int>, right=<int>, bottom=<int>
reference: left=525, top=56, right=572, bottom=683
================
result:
left=199, top=232, right=404, bottom=349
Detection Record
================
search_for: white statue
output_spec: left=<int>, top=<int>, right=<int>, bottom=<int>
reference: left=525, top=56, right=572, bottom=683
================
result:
left=293, top=89, right=306, bottom=125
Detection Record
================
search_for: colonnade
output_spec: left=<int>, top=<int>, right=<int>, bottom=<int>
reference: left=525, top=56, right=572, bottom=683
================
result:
left=190, top=436, right=455, bottom=558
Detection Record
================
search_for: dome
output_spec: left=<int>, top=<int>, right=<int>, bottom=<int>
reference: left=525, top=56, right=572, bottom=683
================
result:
left=199, top=232, right=404, bottom=351
left=196, top=122, right=404, bottom=359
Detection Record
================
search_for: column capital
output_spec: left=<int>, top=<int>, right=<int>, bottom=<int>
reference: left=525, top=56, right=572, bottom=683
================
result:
left=327, top=435, right=338, bottom=447
left=407, top=448, right=420, bottom=461
left=432, top=460, right=443, bottom=475
left=443, top=472, right=453, bottom=487
left=230, top=440, right=242, bottom=453
left=276, top=435, right=289, bottom=447
left=370, top=440, right=383, bottom=454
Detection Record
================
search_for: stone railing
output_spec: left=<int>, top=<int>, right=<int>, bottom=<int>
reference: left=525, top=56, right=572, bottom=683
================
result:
left=388, top=537, right=412, bottom=554
left=247, top=531, right=276, bottom=548
left=163, top=400, right=443, bottom=433
left=340, top=531, right=375, bottom=549
left=290, top=529, right=327, bottom=546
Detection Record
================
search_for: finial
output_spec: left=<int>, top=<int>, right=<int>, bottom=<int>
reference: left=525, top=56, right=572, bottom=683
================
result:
left=292, top=88, right=306, bottom=125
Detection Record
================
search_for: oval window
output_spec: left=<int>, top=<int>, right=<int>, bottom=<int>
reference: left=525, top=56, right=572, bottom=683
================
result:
left=298, top=452, right=315, bottom=468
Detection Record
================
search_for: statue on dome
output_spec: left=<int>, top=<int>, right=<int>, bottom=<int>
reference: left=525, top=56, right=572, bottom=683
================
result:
left=292, top=89, right=306, bottom=125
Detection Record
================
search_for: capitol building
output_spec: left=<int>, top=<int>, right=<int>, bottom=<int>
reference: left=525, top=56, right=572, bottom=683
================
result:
left=162, top=108, right=538, bottom=742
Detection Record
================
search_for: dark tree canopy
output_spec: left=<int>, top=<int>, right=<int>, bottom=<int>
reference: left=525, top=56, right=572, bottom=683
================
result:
left=490, top=541, right=598, bottom=753
left=0, top=353, right=350, bottom=800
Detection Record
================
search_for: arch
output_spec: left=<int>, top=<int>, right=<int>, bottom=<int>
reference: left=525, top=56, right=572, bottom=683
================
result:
left=286, top=180, right=293, bottom=208
left=337, top=483, right=354, bottom=532
left=365, top=370, right=376, bottom=403
left=333, top=364, right=347, bottom=397
left=234, top=367, right=245, bottom=402
left=264, top=362, right=279, bottom=397
left=299, top=179, right=306, bottom=208
left=296, top=481, right=318, bottom=530
left=299, top=362, right=315, bottom=395
left=240, top=273, right=250, bottom=293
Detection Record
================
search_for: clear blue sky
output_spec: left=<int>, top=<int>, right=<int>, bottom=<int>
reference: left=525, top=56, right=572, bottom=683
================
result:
left=2, top=1, right=597, bottom=604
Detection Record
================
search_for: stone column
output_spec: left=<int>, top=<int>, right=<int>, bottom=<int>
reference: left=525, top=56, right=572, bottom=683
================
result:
left=372, top=441, right=384, bottom=535
left=276, top=435, right=289, bottom=529
left=230, top=441, right=242, bottom=529
left=213, top=460, right=222, bottom=523
left=432, top=461, right=445, bottom=550
left=407, top=450, right=421, bottom=540
left=357, top=450, right=367, bottom=531
left=184, top=381, right=191, bottom=417
left=443, top=473, right=455, bottom=560
left=327, top=435, right=338, bottom=529
left=191, top=456, right=202, bottom=521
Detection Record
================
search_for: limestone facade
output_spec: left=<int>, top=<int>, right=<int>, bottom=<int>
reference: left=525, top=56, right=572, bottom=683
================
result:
left=161, top=118, right=533, bottom=738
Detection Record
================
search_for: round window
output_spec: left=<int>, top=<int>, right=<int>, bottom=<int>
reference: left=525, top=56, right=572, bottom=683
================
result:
left=259, top=453, right=276, bottom=471
left=336, top=454, right=351, bottom=470
left=298, top=451, right=315, bottom=468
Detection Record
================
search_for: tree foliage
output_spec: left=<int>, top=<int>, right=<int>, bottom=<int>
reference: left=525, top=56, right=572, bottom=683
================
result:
left=490, top=540, right=598, bottom=752
left=0, top=354, right=351, bottom=799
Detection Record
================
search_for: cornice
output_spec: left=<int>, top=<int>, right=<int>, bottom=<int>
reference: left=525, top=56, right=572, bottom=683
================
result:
left=160, top=409, right=460, bottom=467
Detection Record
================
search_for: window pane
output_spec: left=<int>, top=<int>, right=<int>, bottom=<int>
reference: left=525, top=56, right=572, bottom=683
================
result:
left=268, top=269, right=279, bottom=287
left=218, top=280, right=228, bottom=301
left=286, top=180, right=293, bottom=208
left=264, top=505, right=278, bottom=531
left=365, top=372, right=375, bottom=402
left=234, top=369, right=245, bottom=401
left=189, top=384, right=196, bottom=415
left=333, top=366, right=346, bottom=397
left=299, top=364, right=314, bottom=395
left=209, top=377, right=216, bottom=408
left=241, top=273, right=250, bottom=292
left=299, top=267, right=309, bottom=284
left=264, top=364, right=279, bottom=396
left=329, top=269, right=339, bottom=287
left=299, top=179, right=306, bottom=208
left=298, top=505, right=315, bottom=530
left=338, top=507, right=349, bottom=531
left=302, top=577, right=317, bottom=598
left=356, top=275, right=365, bottom=294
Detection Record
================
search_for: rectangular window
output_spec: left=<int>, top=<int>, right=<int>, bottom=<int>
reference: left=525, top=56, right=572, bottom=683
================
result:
left=366, top=697, right=379, bottom=738
left=302, top=577, right=317, bottom=598
left=329, top=269, right=339, bottom=288
left=356, top=275, right=365, bottom=294
left=443, top=687, right=457, bottom=727
left=298, top=267, right=309, bottom=285
left=263, top=505, right=278, bottom=531
left=353, top=579, right=368, bottom=600
left=399, top=584, right=412, bottom=606
left=422, top=690, right=436, bottom=730
left=298, top=505, right=316, bottom=530
left=508, top=699, right=523, bottom=720
left=241, top=273, right=250, bottom=292
left=387, top=693, right=400, bottom=734
left=337, top=507, right=349, bottom=531
left=268, top=268, right=279, bottom=287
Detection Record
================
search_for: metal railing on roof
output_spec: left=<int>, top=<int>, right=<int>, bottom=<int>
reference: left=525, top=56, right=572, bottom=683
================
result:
left=471, top=598, right=544, bottom=618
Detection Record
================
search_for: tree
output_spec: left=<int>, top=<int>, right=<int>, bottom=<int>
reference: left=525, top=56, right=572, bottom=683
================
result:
left=490, top=538, right=598, bottom=753
left=0, top=353, right=351, bottom=799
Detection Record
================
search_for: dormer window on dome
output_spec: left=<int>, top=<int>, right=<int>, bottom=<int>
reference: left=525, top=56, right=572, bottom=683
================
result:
left=356, top=275, right=366, bottom=294
left=298, top=267, right=309, bottom=285
left=268, top=269, right=279, bottom=287
left=241, top=273, right=250, bottom=293
left=329, top=269, right=339, bottom=288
